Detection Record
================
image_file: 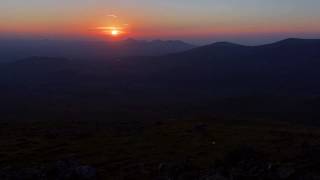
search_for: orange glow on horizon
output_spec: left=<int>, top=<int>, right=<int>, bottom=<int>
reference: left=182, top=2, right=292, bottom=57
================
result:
left=2, top=11, right=320, bottom=41
left=96, top=26, right=125, bottom=38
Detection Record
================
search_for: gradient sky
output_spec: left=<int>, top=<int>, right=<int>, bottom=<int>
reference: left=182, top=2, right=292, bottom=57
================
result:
left=1, top=0, right=320, bottom=44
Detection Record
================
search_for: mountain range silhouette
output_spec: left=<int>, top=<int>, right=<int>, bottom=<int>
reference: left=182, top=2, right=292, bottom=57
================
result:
left=1, top=38, right=320, bottom=119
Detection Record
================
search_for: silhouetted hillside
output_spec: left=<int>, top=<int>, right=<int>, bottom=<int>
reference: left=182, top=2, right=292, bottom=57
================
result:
left=1, top=38, right=320, bottom=120
left=0, top=38, right=195, bottom=62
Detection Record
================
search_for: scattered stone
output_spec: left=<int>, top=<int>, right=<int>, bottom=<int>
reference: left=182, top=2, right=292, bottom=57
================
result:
left=158, top=160, right=199, bottom=180
left=0, top=159, right=96, bottom=180
left=74, top=165, right=97, bottom=179
left=277, top=165, right=295, bottom=179
left=200, top=171, right=228, bottom=180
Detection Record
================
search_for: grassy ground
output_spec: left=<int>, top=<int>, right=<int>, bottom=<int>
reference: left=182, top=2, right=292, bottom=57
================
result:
left=1, top=117, right=320, bottom=179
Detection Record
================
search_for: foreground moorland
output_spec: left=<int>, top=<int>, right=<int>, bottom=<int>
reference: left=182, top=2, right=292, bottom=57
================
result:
left=1, top=116, right=320, bottom=180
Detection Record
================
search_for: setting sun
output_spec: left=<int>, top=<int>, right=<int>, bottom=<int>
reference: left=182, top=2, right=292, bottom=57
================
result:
left=111, top=30, right=119, bottom=36
left=96, top=26, right=125, bottom=37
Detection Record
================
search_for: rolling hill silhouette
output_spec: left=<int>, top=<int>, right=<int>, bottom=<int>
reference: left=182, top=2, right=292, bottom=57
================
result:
left=113, top=38, right=320, bottom=96
left=1, top=38, right=320, bottom=119
left=0, top=38, right=195, bottom=62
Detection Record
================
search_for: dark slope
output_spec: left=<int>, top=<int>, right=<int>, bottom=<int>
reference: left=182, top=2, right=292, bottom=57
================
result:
left=2, top=38, right=320, bottom=96
left=129, top=38, right=320, bottom=96
left=0, top=39, right=196, bottom=62
left=1, top=38, right=320, bottom=119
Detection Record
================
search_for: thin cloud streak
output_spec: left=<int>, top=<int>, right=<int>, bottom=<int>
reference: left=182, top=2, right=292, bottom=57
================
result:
left=107, top=14, right=118, bottom=18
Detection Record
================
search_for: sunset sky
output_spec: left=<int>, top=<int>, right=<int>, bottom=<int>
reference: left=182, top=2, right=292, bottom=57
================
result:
left=1, top=0, right=320, bottom=44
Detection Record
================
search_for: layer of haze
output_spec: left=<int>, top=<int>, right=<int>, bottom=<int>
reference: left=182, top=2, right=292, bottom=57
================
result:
left=1, top=0, right=320, bottom=45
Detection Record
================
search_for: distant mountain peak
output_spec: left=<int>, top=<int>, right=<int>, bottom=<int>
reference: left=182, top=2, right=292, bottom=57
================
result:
left=0, top=38, right=197, bottom=62
left=122, top=38, right=193, bottom=46
left=150, top=39, right=189, bottom=44
left=151, top=39, right=164, bottom=43
left=210, top=41, right=244, bottom=47
left=261, top=38, right=320, bottom=48
left=122, top=38, right=145, bottom=44
left=275, top=38, right=306, bottom=44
